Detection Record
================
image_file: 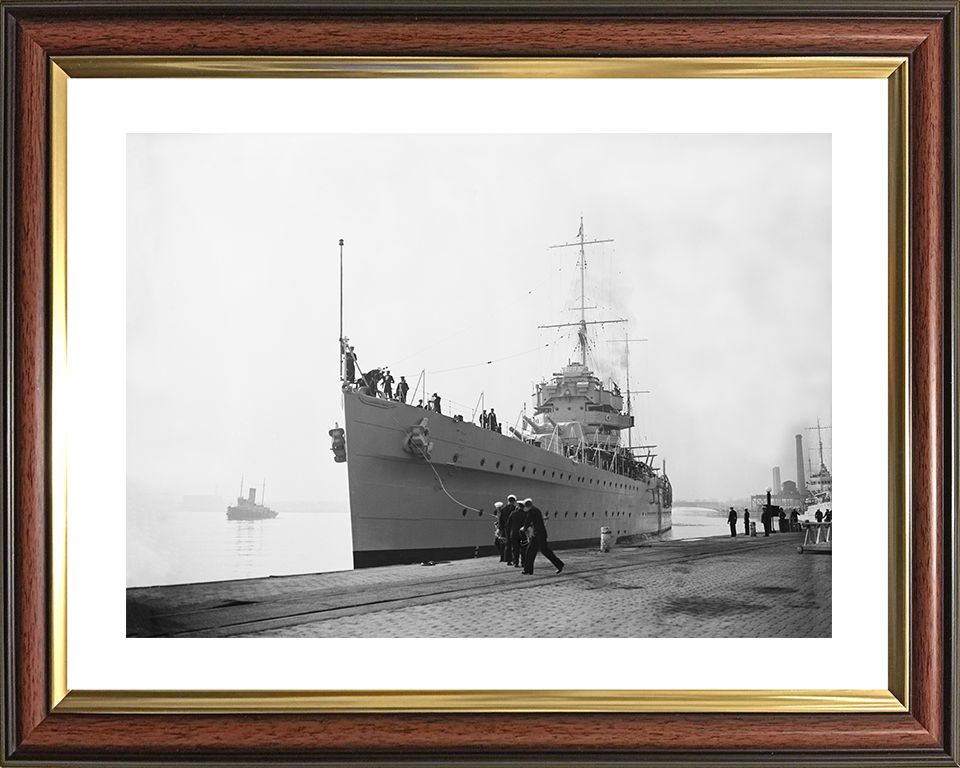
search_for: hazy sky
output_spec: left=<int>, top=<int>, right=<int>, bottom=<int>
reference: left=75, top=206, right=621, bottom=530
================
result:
left=127, top=133, right=831, bottom=507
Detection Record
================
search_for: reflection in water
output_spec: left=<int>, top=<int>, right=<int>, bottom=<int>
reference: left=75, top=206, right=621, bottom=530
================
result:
left=231, top=520, right=265, bottom=562
left=663, top=507, right=732, bottom=541
left=127, top=508, right=353, bottom=588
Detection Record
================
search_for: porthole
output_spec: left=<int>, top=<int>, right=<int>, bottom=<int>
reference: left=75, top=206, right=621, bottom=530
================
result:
left=510, top=463, right=514, bottom=471
left=452, top=453, right=460, bottom=464
left=462, top=509, right=467, bottom=516
left=552, top=471, right=556, bottom=478
left=565, top=511, right=569, bottom=518
left=496, top=461, right=501, bottom=469
left=592, top=512, right=595, bottom=517
left=480, top=458, right=486, bottom=467
left=478, top=510, right=483, bottom=517
left=521, top=466, right=526, bottom=473
left=574, top=511, right=578, bottom=517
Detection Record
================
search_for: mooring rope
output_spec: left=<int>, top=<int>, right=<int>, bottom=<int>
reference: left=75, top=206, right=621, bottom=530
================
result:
left=412, top=443, right=498, bottom=519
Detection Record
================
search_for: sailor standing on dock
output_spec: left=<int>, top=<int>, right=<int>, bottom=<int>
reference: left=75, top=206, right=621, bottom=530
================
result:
left=743, top=508, right=751, bottom=536
left=496, top=498, right=512, bottom=562
left=728, top=507, right=738, bottom=538
left=521, top=498, right=564, bottom=575
left=505, top=495, right=525, bottom=567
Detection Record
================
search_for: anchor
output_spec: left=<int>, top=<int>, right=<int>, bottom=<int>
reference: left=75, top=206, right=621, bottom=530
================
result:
left=402, top=417, right=434, bottom=460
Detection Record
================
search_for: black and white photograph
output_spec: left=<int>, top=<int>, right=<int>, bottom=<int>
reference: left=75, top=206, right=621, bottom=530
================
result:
left=125, top=133, right=832, bottom=639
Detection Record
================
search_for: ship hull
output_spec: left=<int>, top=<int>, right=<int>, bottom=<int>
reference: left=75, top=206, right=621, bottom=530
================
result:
left=226, top=509, right=278, bottom=521
left=343, top=391, right=671, bottom=568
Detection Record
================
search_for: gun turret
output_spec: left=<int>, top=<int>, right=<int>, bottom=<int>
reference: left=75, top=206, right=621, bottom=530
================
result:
left=522, top=416, right=550, bottom=434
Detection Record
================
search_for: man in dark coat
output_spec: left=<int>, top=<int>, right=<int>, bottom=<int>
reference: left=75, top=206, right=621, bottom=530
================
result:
left=761, top=504, right=771, bottom=537
left=521, top=498, right=564, bottom=575
left=727, top=507, right=737, bottom=537
left=431, top=393, right=442, bottom=414
left=497, top=496, right=514, bottom=562
left=382, top=370, right=394, bottom=399
left=743, top=508, right=750, bottom=535
left=396, top=376, right=409, bottom=404
left=489, top=408, right=499, bottom=432
left=344, top=345, right=357, bottom=384
left=505, top=495, right=526, bottom=567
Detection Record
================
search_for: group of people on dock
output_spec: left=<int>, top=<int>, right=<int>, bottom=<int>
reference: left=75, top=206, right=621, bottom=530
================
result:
left=727, top=505, right=832, bottom=538
left=492, top=495, right=564, bottom=576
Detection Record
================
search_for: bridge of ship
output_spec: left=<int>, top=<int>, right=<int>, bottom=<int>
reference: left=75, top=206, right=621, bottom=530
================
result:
left=517, top=361, right=661, bottom=484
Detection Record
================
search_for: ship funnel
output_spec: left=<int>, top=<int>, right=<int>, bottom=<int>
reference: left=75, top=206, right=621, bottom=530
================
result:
left=795, top=434, right=805, bottom=496
left=248, top=487, right=257, bottom=503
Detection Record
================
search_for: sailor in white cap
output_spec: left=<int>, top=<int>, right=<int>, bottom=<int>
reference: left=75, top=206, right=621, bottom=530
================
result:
left=493, top=501, right=505, bottom=558
left=504, top=494, right=526, bottom=567
left=496, top=495, right=515, bottom=563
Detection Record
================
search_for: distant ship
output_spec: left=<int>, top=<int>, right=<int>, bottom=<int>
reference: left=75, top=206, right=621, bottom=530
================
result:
left=801, top=420, right=832, bottom=520
left=226, top=484, right=277, bottom=521
left=333, top=220, right=672, bottom=568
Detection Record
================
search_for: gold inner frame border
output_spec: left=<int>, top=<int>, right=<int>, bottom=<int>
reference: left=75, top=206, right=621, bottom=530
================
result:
left=48, top=55, right=909, bottom=715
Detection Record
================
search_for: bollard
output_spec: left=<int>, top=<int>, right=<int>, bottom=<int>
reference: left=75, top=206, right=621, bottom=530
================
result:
left=599, top=526, right=613, bottom=553
left=750, top=521, right=757, bottom=537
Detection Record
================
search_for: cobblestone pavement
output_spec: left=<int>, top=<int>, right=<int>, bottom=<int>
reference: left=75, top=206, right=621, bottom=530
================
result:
left=128, top=533, right=830, bottom=638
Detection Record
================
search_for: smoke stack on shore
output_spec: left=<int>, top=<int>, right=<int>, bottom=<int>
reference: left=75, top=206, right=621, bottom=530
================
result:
left=772, top=467, right=782, bottom=494
left=796, top=434, right=806, bottom=495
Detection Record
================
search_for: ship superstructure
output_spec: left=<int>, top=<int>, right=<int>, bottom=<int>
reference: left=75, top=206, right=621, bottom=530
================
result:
left=336, top=220, right=672, bottom=568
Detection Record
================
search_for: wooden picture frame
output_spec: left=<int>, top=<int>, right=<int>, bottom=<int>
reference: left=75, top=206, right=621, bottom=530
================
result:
left=1, top=2, right=957, bottom=765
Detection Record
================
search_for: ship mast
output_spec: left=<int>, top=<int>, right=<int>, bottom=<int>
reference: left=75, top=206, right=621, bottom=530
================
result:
left=608, top=333, right=648, bottom=449
left=804, top=419, right=832, bottom=472
left=542, top=217, right=623, bottom=365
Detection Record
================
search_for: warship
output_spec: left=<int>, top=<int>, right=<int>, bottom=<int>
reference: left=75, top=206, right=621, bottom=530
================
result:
left=332, top=221, right=672, bottom=568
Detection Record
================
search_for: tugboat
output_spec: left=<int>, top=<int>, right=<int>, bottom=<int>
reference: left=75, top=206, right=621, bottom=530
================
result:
left=333, top=219, right=672, bottom=568
left=226, top=482, right=277, bottom=521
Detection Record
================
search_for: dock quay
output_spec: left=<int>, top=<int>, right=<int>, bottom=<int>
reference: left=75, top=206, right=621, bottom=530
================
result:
left=127, top=533, right=830, bottom=639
